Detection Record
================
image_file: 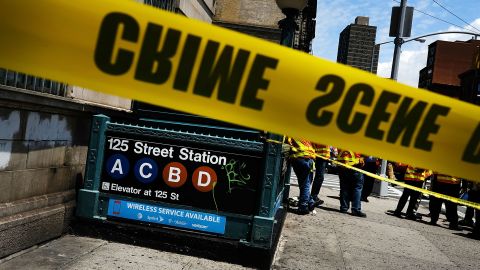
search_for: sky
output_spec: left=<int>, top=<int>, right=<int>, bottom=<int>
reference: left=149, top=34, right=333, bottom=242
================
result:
left=312, top=0, right=480, bottom=87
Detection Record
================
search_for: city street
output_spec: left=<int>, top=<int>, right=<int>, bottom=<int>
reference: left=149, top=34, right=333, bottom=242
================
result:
left=1, top=174, right=478, bottom=270
left=2, top=1, right=480, bottom=270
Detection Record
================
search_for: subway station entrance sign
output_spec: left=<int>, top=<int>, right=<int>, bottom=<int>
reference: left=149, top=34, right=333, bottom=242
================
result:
left=101, top=132, right=263, bottom=216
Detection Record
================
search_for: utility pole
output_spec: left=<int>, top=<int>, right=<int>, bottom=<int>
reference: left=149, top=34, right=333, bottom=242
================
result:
left=378, top=0, right=408, bottom=194
left=390, top=0, right=407, bottom=80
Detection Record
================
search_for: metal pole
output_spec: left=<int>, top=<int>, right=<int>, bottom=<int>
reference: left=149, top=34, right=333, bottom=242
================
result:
left=390, top=0, right=407, bottom=80
left=378, top=0, right=408, bottom=196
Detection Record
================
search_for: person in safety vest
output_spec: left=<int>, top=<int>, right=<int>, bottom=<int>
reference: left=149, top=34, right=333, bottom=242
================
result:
left=471, top=181, right=480, bottom=239
left=393, top=165, right=431, bottom=220
left=459, top=180, right=477, bottom=228
left=429, top=173, right=461, bottom=230
left=361, top=156, right=379, bottom=202
left=337, top=149, right=366, bottom=217
left=310, top=143, right=330, bottom=207
left=287, top=137, right=320, bottom=215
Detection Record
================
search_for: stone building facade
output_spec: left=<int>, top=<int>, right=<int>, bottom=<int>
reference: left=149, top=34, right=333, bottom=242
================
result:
left=213, top=0, right=284, bottom=43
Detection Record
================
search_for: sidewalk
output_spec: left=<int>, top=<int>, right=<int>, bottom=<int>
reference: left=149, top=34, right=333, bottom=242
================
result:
left=273, top=174, right=480, bottom=269
left=1, top=174, right=479, bottom=269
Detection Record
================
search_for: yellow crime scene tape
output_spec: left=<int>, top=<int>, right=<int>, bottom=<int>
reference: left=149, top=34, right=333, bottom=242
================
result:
left=1, top=0, right=480, bottom=183
left=275, top=141, right=480, bottom=210
left=318, top=155, right=480, bottom=211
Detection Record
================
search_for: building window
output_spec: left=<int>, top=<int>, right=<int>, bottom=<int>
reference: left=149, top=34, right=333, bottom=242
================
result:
left=0, top=68, right=68, bottom=97
left=144, top=0, right=176, bottom=12
left=427, top=56, right=434, bottom=66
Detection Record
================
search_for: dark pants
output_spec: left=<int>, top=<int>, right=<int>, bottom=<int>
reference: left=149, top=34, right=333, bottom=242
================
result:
left=474, top=190, right=480, bottom=236
left=311, top=158, right=327, bottom=200
left=429, top=182, right=460, bottom=226
left=464, top=189, right=480, bottom=222
left=361, top=162, right=377, bottom=200
left=463, top=188, right=480, bottom=236
left=475, top=207, right=480, bottom=237
left=414, top=181, right=427, bottom=212
left=291, top=158, right=314, bottom=211
left=339, top=168, right=364, bottom=212
left=395, top=180, right=424, bottom=216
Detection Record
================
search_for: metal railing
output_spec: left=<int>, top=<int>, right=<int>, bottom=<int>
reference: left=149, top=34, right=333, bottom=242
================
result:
left=144, top=0, right=177, bottom=12
left=0, top=68, right=68, bottom=97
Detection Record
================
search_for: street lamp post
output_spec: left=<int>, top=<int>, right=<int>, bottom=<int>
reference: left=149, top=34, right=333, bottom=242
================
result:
left=371, top=30, right=480, bottom=74
left=372, top=0, right=409, bottom=197
left=275, top=0, right=308, bottom=48
left=391, top=0, right=408, bottom=81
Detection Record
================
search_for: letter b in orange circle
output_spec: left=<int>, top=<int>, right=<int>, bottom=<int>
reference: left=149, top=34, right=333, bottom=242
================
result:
left=163, top=162, right=187, bottom=188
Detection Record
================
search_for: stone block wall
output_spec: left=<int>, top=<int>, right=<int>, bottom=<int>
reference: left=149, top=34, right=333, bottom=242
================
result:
left=68, top=86, right=132, bottom=110
left=213, top=0, right=283, bottom=43
left=0, top=104, right=90, bottom=258
left=0, top=109, right=90, bottom=203
left=214, top=0, right=283, bottom=29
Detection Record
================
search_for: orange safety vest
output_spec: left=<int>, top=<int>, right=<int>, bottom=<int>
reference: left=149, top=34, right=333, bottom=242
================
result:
left=337, top=150, right=360, bottom=166
left=288, top=138, right=315, bottom=159
left=404, top=166, right=430, bottom=182
left=435, top=174, right=460, bottom=184
left=312, top=143, right=330, bottom=159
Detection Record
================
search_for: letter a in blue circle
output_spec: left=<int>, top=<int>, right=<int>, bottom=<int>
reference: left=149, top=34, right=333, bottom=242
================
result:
left=134, top=158, right=158, bottom=184
left=106, top=154, right=130, bottom=180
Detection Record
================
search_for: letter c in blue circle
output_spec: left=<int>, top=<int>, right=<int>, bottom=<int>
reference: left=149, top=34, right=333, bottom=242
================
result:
left=106, top=154, right=130, bottom=180
left=134, top=158, right=158, bottom=184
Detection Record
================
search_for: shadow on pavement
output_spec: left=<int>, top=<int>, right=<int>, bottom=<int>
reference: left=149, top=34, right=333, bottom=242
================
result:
left=317, top=205, right=343, bottom=213
left=385, top=210, right=403, bottom=218
left=453, top=231, right=480, bottom=240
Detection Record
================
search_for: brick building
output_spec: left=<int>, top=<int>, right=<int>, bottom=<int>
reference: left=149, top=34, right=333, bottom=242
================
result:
left=418, top=39, right=480, bottom=98
left=459, top=46, right=480, bottom=105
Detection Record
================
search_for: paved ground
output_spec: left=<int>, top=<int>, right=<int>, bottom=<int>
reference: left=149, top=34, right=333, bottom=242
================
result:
left=273, top=177, right=479, bottom=269
left=1, top=174, right=479, bottom=269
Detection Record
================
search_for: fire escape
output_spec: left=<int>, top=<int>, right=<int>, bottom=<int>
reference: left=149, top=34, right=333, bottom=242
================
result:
left=294, top=0, right=317, bottom=54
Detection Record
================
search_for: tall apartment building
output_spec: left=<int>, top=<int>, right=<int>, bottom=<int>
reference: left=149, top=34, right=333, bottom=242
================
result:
left=337, top=16, right=379, bottom=73
left=0, top=0, right=214, bottom=258
left=418, top=40, right=480, bottom=98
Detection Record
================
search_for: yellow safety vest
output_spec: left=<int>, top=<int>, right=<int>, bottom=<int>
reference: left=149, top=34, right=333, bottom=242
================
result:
left=313, top=143, right=330, bottom=159
left=288, top=138, right=315, bottom=159
left=337, top=150, right=359, bottom=166
left=404, top=166, right=429, bottom=182
left=436, top=174, right=460, bottom=184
